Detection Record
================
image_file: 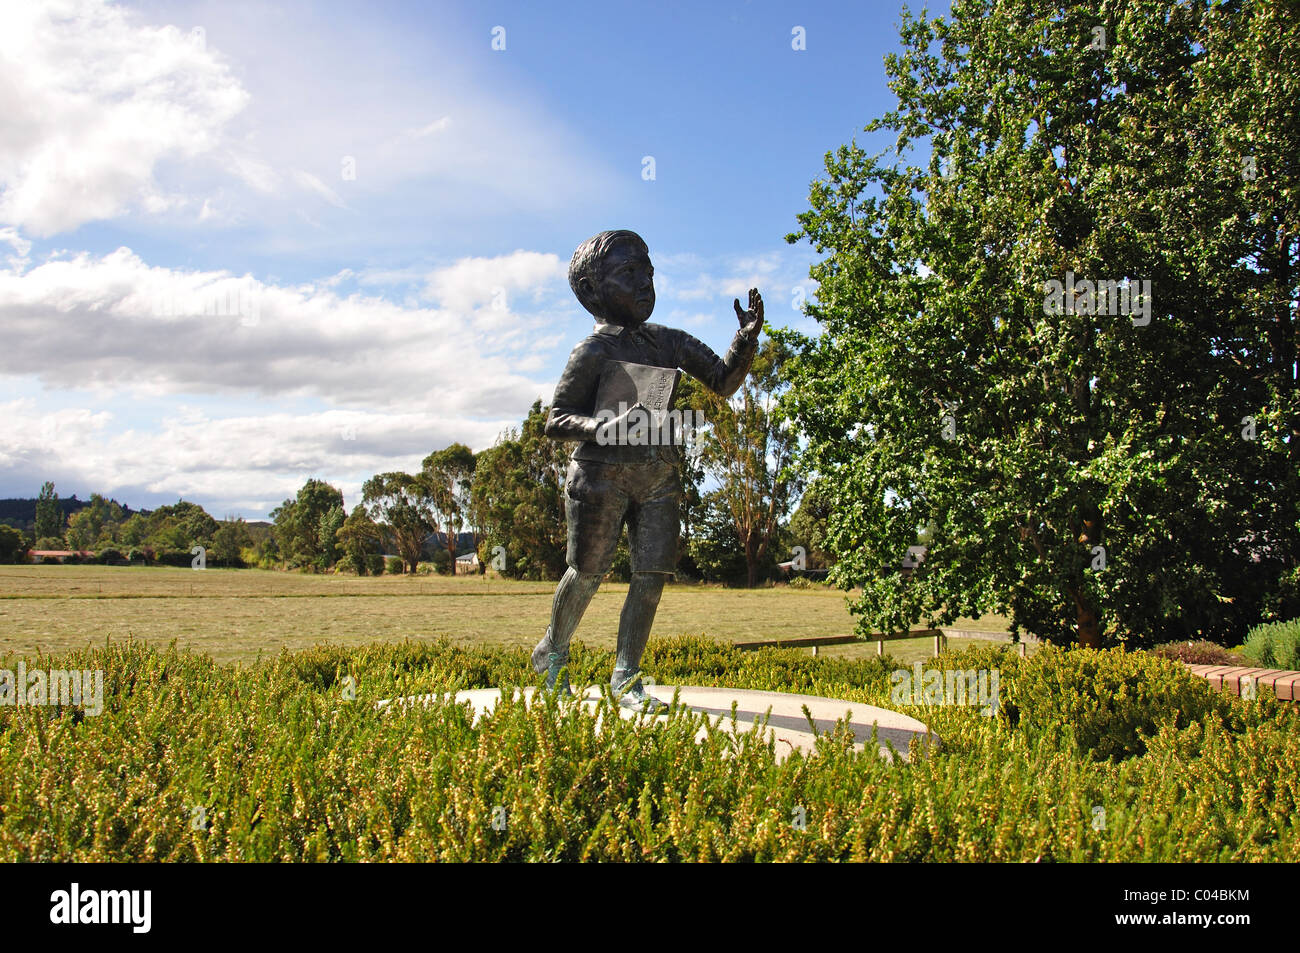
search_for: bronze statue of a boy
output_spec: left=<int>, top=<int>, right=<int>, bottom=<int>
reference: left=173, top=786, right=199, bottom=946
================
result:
left=533, top=229, right=763, bottom=710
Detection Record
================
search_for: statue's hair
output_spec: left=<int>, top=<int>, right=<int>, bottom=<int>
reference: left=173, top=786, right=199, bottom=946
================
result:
left=568, top=230, right=649, bottom=317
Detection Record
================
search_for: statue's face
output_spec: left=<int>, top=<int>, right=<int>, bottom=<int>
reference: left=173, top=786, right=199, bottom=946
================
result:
left=594, top=242, right=654, bottom=327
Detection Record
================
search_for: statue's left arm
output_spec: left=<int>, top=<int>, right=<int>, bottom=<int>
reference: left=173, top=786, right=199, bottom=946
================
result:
left=676, top=288, right=763, bottom=397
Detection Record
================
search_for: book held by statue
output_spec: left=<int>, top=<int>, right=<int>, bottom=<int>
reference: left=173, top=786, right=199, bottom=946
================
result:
left=594, top=361, right=681, bottom=417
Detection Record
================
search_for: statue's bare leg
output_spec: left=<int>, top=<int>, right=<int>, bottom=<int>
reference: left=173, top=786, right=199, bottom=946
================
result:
left=611, top=571, right=668, bottom=712
left=532, top=566, right=602, bottom=692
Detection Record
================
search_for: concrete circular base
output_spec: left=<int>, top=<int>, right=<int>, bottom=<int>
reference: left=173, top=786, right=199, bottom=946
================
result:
left=377, top=684, right=938, bottom=763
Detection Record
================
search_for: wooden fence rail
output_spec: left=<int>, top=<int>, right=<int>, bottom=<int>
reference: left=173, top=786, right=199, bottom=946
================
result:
left=734, top=628, right=1038, bottom=658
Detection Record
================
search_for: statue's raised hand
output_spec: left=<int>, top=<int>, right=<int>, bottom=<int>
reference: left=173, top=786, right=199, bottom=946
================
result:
left=734, top=288, right=763, bottom=339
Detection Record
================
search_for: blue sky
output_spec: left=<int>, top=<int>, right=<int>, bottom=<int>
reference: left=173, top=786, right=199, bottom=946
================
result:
left=0, top=0, right=946, bottom=519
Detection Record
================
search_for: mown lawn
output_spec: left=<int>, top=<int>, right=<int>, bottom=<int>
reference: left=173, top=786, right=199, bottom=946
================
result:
left=0, top=565, right=1016, bottom=666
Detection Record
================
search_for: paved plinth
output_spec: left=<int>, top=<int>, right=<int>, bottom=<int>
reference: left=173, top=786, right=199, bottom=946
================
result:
left=377, top=684, right=938, bottom=763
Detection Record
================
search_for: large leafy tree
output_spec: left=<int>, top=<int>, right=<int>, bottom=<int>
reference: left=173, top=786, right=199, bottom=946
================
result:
left=361, top=472, right=437, bottom=574
left=211, top=518, right=253, bottom=567
left=469, top=401, right=568, bottom=580
left=782, top=0, right=1298, bottom=647
left=119, top=512, right=149, bottom=548
left=0, top=525, right=26, bottom=563
left=788, top=476, right=837, bottom=571
left=65, top=493, right=125, bottom=550
left=672, top=388, right=709, bottom=578
left=334, top=507, right=382, bottom=573
left=148, top=500, right=219, bottom=553
left=270, top=479, right=345, bottom=569
left=316, top=505, right=345, bottom=568
left=421, top=443, right=476, bottom=562
left=686, top=489, right=752, bottom=585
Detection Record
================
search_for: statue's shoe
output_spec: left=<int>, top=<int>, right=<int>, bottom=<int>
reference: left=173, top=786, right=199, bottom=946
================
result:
left=531, top=628, right=554, bottom=674
left=546, top=654, right=572, bottom=695
left=611, top=670, right=666, bottom=714
left=532, top=628, right=572, bottom=694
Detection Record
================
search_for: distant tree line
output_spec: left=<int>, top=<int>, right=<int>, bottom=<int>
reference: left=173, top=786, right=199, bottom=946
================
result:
left=0, top=482, right=261, bottom=567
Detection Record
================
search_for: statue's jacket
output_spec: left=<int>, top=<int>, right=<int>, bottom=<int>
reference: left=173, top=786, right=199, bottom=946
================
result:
left=545, top=320, right=759, bottom=466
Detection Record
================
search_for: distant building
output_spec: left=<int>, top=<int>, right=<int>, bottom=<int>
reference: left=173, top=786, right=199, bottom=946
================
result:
left=29, top=550, right=94, bottom=562
left=420, top=530, right=479, bottom=561
left=776, top=559, right=829, bottom=580
left=900, top=544, right=926, bottom=567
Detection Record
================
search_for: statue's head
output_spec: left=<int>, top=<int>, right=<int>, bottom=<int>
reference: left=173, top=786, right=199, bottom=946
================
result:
left=568, top=229, right=654, bottom=327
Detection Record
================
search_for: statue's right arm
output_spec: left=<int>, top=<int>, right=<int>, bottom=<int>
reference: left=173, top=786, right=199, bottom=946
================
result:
left=544, top=343, right=604, bottom=441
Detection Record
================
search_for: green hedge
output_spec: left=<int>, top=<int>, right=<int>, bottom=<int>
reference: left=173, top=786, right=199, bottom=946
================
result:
left=0, top=637, right=1295, bottom=861
left=1242, top=618, right=1300, bottom=670
left=1002, top=644, right=1236, bottom=762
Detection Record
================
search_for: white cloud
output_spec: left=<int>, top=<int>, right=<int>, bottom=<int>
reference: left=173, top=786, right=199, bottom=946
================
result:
left=396, top=117, right=453, bottom=141
left=0, top=245, right=558, bottom=417
left=422, top=251, right=565, bottom=314
left=0, top=404, right=114, bottom=471
left=226, top=152, right=278, bottom=195
left=0, top=397, right=515, bottom=517
left=662, top=251, right=785, bottom=302
left=0, top=0, right=619, bottom=249
left=0, top=0, right=250, bottom=236
left=0, top=227, right=31, bottom=269
left=291, top=169, right=347, bottom=209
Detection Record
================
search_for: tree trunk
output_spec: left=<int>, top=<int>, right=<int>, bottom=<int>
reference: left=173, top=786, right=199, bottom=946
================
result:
left=1075, top=596, right=1102, bottom=648
left=1073, top=505, right=1104, bottom=647
left=401, top=537, right=420, bottom=575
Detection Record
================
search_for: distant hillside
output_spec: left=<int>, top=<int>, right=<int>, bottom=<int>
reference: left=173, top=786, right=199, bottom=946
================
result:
left=0, top=498, right=270, bottom=534
left=0, top=496, right=143, bottom=531
left=425, top=531, right=479, bottom=554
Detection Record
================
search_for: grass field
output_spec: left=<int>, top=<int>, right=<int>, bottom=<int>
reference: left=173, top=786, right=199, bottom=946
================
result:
left=0, top=565, right=1015, bottom=667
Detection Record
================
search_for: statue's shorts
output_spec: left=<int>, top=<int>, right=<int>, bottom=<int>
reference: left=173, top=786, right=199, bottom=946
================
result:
left=564, top=458, right=680, bottom=575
